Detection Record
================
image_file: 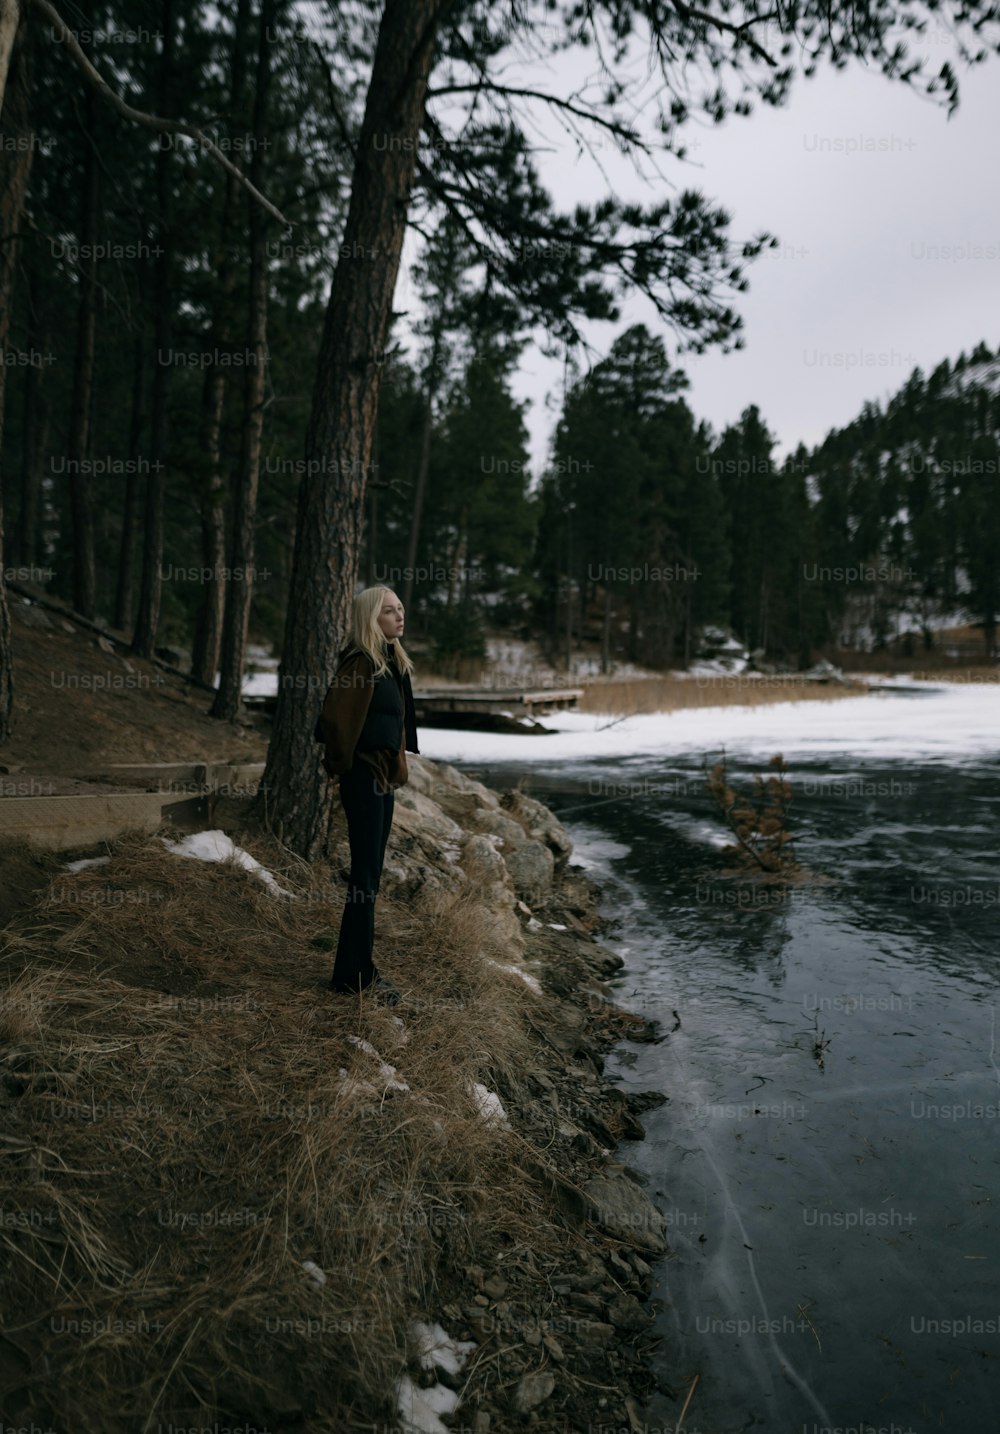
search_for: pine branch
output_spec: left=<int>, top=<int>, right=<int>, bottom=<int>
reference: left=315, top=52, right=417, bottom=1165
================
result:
left=30, top=0, right=291, bottom=228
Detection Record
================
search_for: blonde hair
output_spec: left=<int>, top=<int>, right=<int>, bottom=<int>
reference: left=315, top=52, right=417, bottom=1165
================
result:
left=346, top=585, right=414, bottom=678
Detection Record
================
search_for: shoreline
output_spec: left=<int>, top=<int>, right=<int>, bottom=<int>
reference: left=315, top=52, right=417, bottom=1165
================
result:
left=0, top=754, right=680, bottom=1433
left=374, top=755, right=680, bottom=1430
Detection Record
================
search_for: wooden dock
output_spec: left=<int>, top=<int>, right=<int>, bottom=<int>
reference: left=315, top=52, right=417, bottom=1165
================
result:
left=411, top=686, right=584, bottom=718
left=241, top=686, right=584, bottom=721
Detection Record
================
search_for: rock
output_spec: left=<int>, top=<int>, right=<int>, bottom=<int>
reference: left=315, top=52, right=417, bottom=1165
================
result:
left=16, top=603, right=53, bottom=630
left=408, top=756, right=501, bottom=815
left=392, top=786, right=465, bottom=844
left=463, top=1307, right=495, bottom=1342
left=517, top=1153, right=590, bottom=1225
left=573, top=1319, right=616, bottom=1346
left=568, top=1292, right=604, bottom=1315
left=500, top=789, right=574, bottom=868
left=468, top=807, right=555, bottom=904
left=542, top=1333, right=565, bottom=1362
left=457, top=834, right=525, bottom=954
left=583, top=1172, right=667, bottom=1256
left=625, top=1090, right=669, bottom=1115
left=482, top=1274, right=508, bottom=1300
left=606, top=1249, right=634, bottom=1284
left=512, top=1371, right=555, bottom=1413
left=379, top=851, right=465, bottom=904
left=503, top=840, right=555, bottom=906
left=628, top=1253, right=652, bottom=1278
left=523, top=1328, right=541, bottom=1347
left=607, top=1294, right=652, bottom=1332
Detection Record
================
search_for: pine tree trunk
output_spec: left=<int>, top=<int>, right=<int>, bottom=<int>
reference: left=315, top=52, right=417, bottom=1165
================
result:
left=211, top=0, right=275, bottom=722
left=114, top=337, right=145, bottom=631
left=68, top=81, right=99, bottom=619
left=601, top=586, right=611, bottom=673
left=190, top=0, right=250, bottom=687
left=0, top=0, right=20, bottom=113
left=403, top=323, right=445, bottom=615
left=257, top=0, right=454, bottom=857
left=365, top=431, right=379, bottom=585
left=0, top=9, right=34, bottom=741
left=189, top=410, right=227, bottom=682
left=626, top=591, right=638, bottom=663
left=132, top=0, right=176, bottom=659
left=17, top=265, right=47, bottom=572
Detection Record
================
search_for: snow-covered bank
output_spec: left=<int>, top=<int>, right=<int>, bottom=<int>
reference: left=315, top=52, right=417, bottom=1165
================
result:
left=417, top=682, right=1000, bottom=766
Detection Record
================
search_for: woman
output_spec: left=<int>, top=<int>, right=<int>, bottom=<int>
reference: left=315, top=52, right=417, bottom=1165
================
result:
left=317, top=586, right=419, bottom=1004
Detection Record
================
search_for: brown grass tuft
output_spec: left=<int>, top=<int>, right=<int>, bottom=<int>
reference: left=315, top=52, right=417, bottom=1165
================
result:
left=0, top=827, right=560, bottom=1431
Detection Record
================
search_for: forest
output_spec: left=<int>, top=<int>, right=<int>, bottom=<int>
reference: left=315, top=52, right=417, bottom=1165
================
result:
left=1, top=0, right=998, bottom=855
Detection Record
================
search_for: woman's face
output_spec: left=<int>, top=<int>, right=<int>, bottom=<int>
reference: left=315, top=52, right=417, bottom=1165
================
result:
left=376, top=592, right=405, bottom=640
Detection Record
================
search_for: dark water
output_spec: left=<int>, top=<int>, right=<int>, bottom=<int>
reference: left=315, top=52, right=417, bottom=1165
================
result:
left=457, top=750, right=1000, bottom=1434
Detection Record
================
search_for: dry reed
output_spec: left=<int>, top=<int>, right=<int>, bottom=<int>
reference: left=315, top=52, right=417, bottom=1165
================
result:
left=578, top=673, right=869, bottom=716
left=0, top=828, right=564, bottom=1431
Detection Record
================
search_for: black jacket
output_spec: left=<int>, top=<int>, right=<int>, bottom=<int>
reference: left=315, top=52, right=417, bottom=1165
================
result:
left=314, top=641, right=419, bottom=786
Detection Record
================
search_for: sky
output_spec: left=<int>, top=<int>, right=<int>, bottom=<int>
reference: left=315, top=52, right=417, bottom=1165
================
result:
left=395, top=13, right=1000, bottom=472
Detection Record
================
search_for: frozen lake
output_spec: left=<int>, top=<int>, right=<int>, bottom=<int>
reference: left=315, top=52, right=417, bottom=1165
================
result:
left=426, top=683, right=1000, bottom=1433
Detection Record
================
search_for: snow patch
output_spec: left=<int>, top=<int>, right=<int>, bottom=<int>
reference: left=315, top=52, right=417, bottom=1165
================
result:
left=410, top=1320, right=477, bottom=1376
left=301, top=1260, right=326, bottom=1288
left=396, top=1373, right=460, bottom=1434
left=63, top=855, right=111, bottom=872
left=468, top=1082, right=508, bottom=1125
left=346, top=1034, right=410, bottom=1092
left=416, top=686, right=1000, bottom=765
left=396, top=1320, right=476, bottom=1432
left=486, top=958, right=543, bottom=994
left=160, top=830, right=296, bottom=897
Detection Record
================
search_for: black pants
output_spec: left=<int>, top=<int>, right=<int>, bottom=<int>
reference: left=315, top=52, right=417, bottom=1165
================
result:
left=330, top=760, right=395, bottom=993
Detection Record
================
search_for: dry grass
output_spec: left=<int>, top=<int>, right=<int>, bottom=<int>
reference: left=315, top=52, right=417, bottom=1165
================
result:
left=578, top=673, right=869, bottom=716
left=908, top=666, right=1000, bottom=683
left=0, top=828, right=562, bottom=1432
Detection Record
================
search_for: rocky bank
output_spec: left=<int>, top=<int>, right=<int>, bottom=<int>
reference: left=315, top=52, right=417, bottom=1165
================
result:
left=349, top=753, right=675, bottom=1432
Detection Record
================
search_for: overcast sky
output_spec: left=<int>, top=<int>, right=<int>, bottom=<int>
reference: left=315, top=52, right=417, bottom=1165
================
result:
left=396, top=17, right=1000, bottom=473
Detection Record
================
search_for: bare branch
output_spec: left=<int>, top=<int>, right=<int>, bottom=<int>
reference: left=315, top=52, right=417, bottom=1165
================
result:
left=30, top=0, right=291, bottom=228
left=662, top=1, right=783, bottom=68
left=426, top=80, right=649, bottom=152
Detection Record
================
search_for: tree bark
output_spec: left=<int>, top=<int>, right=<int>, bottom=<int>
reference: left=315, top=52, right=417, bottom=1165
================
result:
left=403, top=323, right=444, bottom=615
left=211, top=0, right=275, bottom=721
left=132, top=0, right=176, bottom=659
left=188, top=379, right=227, bottom=681
left=16, top=258, right=48, bottom=571
left=0, top=6, right=34, bottom=740
left=601, top=586, right=611, bottom=673
left=190, top=0, right=250, bottom=687
left=258, top=0, right=454, bottom=857
left=67, top=76, right=99, bottom=618
left=114, top=335, right=145, bottom=630
left=0, top=0, right=20, bottom=113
